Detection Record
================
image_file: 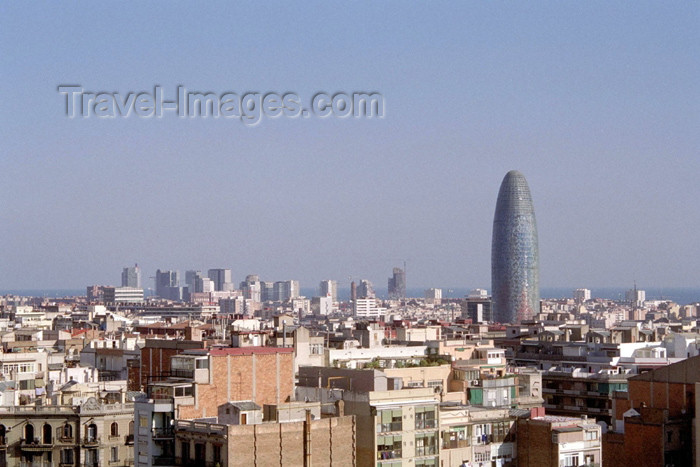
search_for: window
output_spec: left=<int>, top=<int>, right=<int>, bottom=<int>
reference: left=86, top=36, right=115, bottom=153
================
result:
left=415, top=432, right=437, bottom=456
left=175, top=386, right=193, bottom=397
left=110, top=446, right=119, bottom=462
left=110, top=422, right=119, bottom=437
left=60, top=448, right=74, bottom=464
left=415, top=406, right=436, bottom=429
left=585, top=430, right=598, bottom=441
left=376, top=435, right=402, bottom=460
left=562, top=453, right=580, bottom=466
left=62, top=424, right=73, bottom=439
left=19, top=379, right=35, bottom=390
left=213, top=444, right=222, bottom=464
left=427, top=380, right=442, bottom=388
left=378, top=409, right=402, bottom=432
left=42, top=424, right=52, bottom=444
left=86, top=423, right=97, bottom=442
left=473, top=424, right=491, bottom=444
left=139, top=416, right=148, bottom=428
left=24, top=424, right=35, bottom=442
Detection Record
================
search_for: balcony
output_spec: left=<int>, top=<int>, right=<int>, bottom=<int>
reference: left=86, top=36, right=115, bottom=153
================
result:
left=415, top=419, right=437, bottom=430
left=81, top=435, right=101, bottom=446
left=377, top=450, right=402, bottom=460
left=152, top=427, right=175, bottom=440
left=415, top=446, right=438, bottom=456
left=20, top=462, right=54, bottom=467
left=19, top=438, right=53, bottom=452
left=443, top=439, right=470, bottom=449
left=125, top=434, right=134, bottom=445
left=174, top=460, right=221, bottom=467
left=58, top=435, right=75, bottom=444
left=376, top=422, right=402, bottom=433
left=153, top=457, right=176, bottom=466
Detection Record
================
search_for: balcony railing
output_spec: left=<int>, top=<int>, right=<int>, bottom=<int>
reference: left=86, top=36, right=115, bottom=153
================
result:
left=443, top=438, right=470, bottom=449
left=376, top=422, right=402, bottom=433
left=82, top=435, right=101, bottom=446
left=415, top=419, right=437, bottom=430
left=152, top=427, right=175, bottom=439
left=153, top=457, right=176, bottom=466
left=415, top=445, right=438, bottom=456
left=19, top=438, right=53, bottom=451
left=20, top=462, right=54, bottom=467
left=125, top=434, right=134, bottom=445
left=377, top=450, right=402, bottom=460
left=174, top=459, right=221, bottom=467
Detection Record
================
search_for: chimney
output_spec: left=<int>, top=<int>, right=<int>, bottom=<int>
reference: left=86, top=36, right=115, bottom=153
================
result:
left=335, top=399, right=345, bottom=417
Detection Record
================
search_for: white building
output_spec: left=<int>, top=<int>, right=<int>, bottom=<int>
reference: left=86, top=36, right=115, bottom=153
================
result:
left=319, top=279, right=338, bottom=302
left=354, top=298, right=385, bottom=318
left=574, top=288, right=591, bottom=303
left=104, top=286, right=144, bottom=303
left=425, top=288, right=442, bottom=300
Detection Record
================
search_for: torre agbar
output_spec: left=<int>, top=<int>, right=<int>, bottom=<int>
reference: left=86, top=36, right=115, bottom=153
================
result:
left=491, top=170, right=540, bottom=323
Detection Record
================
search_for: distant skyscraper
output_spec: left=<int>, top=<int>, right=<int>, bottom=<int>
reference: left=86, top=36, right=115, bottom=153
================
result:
left=319, top=280, right=337, bottom=302
left=350, top=281, right=357, bottom=302
left=491, top=170, right=540, bottom=323
left=121, top=264, right=141, bottom=288
left=273, top=280, right=300, bottom=301
left=241, top=275, right=262, bottom=302
left=207, top=268, right=233, bottom=291
left=626, top=285, right=645, bottom=307
left=185, top=270, right=202, bottom=292
left=574, top=288, right=591, bottom=303
left=388, top=267, right=406, bottom=299
left=155, top=269, right=180, bottom=299
left=357, top=279, right=375, bottom=299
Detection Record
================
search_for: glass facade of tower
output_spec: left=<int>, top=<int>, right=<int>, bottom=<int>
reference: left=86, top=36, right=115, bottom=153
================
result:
left=491, top=170, right=540, bottom=323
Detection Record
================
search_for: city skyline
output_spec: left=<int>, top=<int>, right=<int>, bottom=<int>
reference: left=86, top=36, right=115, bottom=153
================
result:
left=1, top=3, right=698, bottom=290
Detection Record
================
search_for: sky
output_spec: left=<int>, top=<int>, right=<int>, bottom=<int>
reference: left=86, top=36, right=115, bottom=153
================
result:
left=1, top=2, right=698, bottom=291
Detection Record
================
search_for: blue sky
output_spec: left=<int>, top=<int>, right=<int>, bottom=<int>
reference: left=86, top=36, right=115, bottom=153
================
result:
left=1, top=2, right=698, bottom=291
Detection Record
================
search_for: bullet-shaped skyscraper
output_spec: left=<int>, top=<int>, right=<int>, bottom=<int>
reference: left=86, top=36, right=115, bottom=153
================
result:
left=491, top=170, right=540, bottom=323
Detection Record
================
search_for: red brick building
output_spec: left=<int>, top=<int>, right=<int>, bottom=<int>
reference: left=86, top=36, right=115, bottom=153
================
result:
left=605, top=355, right=700, bottom=467
left=175, top=346, right=294, bottom=419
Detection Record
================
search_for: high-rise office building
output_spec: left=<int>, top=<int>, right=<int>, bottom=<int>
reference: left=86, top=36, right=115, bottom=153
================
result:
left=319, top=280, right=337, bottom=302
left=574, top=288, right=591, bottom=303
left=491, top=170, right=540, bottom=323
left=357, top=279, right=375, bottom=299
left=241, top=275, right=262, bottom=302
left=121, top=264, right=141, bottom=288
left=207, top=268, right=233, bottom=291
left=387, top=267, right=406, bottom=299
left=626, top=286, right=645, bottom=307
left=273, top=280, right=300, bottom=301
left=465, top=289, right=493, bottom=323
left=261, top=281, right=275, bottom=302
left=155, top=269, right=180, bottom=300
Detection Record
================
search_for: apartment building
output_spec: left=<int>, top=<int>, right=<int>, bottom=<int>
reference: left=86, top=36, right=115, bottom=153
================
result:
left=517, top=408, right=602, bottom=467
left=0, top=396, right=135, bottom=467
